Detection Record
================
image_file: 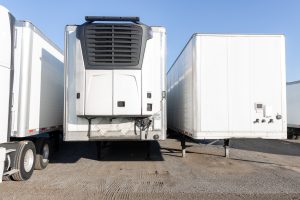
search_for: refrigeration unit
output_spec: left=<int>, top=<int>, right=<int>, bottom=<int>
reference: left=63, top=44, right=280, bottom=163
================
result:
left=167, top=34, right=286, bottom=156
left=0, top=5, right=64, bottom=181
left=287, top=80, right=300, bottom=139
left=64, top=16, right=167, bottom=150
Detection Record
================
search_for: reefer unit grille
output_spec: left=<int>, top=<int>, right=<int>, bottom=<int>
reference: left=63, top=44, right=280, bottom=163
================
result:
left=79, top=23, right=143, bottom=69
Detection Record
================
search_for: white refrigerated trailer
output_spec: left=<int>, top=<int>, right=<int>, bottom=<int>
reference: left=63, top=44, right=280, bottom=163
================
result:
left=64, top=16, right=166, bottom=158
left=167, top=34, right=287, bottom=156
left=0, top=5, right=64, bottom=181
left=287, top=80, right=300, bottom=139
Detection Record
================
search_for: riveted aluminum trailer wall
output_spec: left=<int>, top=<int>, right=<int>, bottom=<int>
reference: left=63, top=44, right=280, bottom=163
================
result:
left=11, top=21, right=64, bottom=137
left=64, top=21, right=166, bottom=141
left=167, top=34, right=286, bottom=140
left=287, top=81, right=300, bottom=129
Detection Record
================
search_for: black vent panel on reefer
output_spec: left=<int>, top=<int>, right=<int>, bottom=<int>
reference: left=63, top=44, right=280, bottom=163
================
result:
left=79, top=23, right=143, bottom=69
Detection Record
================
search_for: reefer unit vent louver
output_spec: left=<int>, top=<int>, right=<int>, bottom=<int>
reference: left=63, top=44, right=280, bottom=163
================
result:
left=79, top=23, right=143, bottom=69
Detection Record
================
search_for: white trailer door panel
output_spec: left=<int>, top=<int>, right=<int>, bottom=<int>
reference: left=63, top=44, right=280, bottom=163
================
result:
left=251, top=37, right=284, bottom=132
left=113, top=70, right=141, bottom=115
left=85, top=70, right=112, bottom=115
left=200, top=36, right=229, bottom=132
left=227, top=37, right=252, bottom=132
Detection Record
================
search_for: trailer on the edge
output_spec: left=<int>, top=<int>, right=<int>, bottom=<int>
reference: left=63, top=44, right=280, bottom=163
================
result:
left=287, top=80, right=300, bottom=139
left=0, top=5, right=64, bottom=181
left=167, top=34, right=287, bottom=157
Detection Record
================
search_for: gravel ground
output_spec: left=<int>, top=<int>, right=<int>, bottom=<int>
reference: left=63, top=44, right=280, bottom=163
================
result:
left=0, top=137, right=299, bottom=200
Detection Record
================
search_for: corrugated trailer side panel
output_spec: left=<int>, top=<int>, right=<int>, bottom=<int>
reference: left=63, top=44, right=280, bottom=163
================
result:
left=287, top=81, right=300, bottom=128
left=12, top=21, right=64, bottom=137
left=167, top=38, right=194, bottom=136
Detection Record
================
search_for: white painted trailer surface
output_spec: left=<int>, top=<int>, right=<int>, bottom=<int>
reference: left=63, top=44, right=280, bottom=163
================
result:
left=287, top=81, right=300, bottom=129
left=287, top=81, right=300, bottom=139
left=64, top=17, right=166, bottom=143
left=0, top=5, right=63, bottom=181
left=10, top=21, right=64, bottom=137
left=167, top=34, right=286, bottom=140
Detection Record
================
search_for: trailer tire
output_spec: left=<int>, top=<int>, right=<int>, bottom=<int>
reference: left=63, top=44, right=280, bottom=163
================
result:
left=2, top=175, right=12, bottom=181
left=35, top=138, right=50, bottom=170
left=293, top=134, right=298, bottom=140
left=12, top=141, right=36, bottom=181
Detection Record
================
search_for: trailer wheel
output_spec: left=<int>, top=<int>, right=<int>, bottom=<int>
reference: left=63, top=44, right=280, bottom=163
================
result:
left=35, top=138, right=50, bottom=170
left=12, top=141, right=36, bottom=181
left=2, top=175, right=12, bottom=181
left=287, top=128, right=296, bottom=139
left=293, top=134, right=298, bottom=140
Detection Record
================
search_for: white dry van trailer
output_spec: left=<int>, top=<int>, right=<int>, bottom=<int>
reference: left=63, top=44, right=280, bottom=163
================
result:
left=167, top=34, right=287, bottom=156
left=64, top=16, right=166, bottom=158
left=287, top=80, right=300, bottom=139
left=0, top=5, right=64, bottom=181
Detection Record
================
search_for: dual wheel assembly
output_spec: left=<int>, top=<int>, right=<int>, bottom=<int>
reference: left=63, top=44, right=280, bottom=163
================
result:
left=4, top=138, right=51, bottom=181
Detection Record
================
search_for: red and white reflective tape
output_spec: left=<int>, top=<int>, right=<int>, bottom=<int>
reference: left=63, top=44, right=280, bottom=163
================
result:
left=28, top=129, right=35, bottom=133
left=27, top=125, right=63, bottom=134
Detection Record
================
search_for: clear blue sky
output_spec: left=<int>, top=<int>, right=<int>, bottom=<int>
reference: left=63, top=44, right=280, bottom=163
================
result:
left=1, top=0, right=299, bottom=81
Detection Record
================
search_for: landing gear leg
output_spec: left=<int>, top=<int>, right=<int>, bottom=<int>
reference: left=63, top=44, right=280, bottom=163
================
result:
left=53, top=132, right=60, bottom=152
left=49, top=132, right=60, bottom=153
left=146, top=141, right=151, bottom=160
left=96, top=141, right=103, bottom=160
left=223, top=139, right=230, bottom=158
left=181, top=134, right=186, bottom=158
